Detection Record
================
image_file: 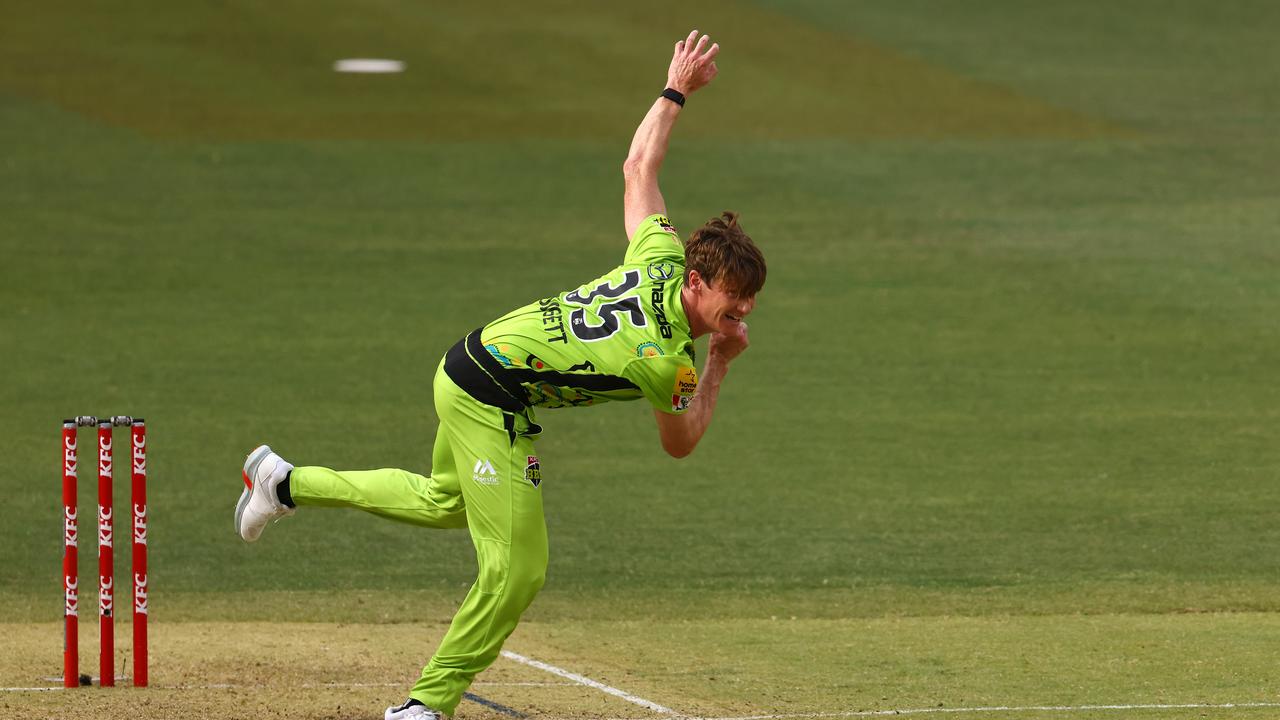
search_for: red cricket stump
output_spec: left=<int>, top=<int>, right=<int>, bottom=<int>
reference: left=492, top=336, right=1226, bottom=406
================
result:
left=131, top=420, right=148, bottom=687
left=62, top=421, right=79, bottom=688
left=97, top=420, right=115, bottom=687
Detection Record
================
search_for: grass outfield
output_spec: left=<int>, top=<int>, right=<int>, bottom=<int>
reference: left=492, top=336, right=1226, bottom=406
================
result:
left=2, top=1, right=1279, bottom=718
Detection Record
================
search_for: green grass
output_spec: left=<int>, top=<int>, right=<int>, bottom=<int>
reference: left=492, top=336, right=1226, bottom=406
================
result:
left=524, top=612, right=1280, bottom=716
left=0, top=0, right=1115, bottom=141
left=1, top=1, right=1278, bottom=716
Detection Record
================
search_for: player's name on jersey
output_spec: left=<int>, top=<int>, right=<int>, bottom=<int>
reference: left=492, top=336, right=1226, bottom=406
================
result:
left=538, top=297, right=567, bottom=344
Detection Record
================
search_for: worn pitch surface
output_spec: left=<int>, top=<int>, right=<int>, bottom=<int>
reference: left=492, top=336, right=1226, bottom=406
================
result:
left=4, top=613, right=1280, bottom=719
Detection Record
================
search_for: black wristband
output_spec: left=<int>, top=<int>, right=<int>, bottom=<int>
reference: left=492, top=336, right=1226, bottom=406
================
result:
left=661, top=88, right=686, bottom=107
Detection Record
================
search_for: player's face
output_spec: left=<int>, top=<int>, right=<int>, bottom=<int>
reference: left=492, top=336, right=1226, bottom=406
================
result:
left=705, top=280, right=756, bottom=334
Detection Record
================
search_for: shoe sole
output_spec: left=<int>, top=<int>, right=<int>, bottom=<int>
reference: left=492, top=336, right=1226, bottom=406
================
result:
left=235, top=444, right=273, bottom=541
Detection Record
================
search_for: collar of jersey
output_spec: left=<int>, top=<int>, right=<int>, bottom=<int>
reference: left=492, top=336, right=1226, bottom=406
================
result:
left=669, top=274, right=693, bottom=339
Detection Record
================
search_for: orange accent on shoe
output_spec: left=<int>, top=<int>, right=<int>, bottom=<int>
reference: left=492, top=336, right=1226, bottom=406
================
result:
left=242, top=469, right=252, bottom=490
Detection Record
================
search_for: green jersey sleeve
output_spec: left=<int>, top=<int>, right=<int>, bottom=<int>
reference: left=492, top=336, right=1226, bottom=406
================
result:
left=625, top=214, right=685, bottom=267
left=622, top=355, right=700, bottom=415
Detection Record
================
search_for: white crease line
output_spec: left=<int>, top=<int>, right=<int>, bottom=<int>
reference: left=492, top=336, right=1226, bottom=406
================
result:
left=500, top=649, right=680, bottom=715
left=5, top=683, right=1277, bottom=718
left=688, top=702, right=1280, bottom=720
left=1, top=687, right=63, bottom=692
left=4, top=680, right=572, bottom=692
left=475, top=682, right=577, bottom=687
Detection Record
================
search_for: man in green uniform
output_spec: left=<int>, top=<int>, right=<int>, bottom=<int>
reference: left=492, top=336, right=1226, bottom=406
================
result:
left=234, top=30, right=765, bottom=720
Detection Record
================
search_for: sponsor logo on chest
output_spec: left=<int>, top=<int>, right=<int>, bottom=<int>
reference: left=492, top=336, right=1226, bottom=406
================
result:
left=649, top=279, right=673, bottom=339
left=525, top=456, right=542, bottom=488
left=472, top=459, right=500, bottom=486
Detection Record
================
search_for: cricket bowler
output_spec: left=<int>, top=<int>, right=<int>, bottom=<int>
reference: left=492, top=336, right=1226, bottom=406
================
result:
left=234, top=30, right=765, bottom=719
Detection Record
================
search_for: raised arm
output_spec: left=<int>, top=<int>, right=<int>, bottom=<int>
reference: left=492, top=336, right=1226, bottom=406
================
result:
left=622, top=30, right=720, bottom=240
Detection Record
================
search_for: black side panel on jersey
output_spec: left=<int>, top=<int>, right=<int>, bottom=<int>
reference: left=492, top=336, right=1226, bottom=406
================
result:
left=444, top=331, right=529, bottom=413
left=445, top=329, right=641, bottom=413
left=503, top=366, right=640, bottom=393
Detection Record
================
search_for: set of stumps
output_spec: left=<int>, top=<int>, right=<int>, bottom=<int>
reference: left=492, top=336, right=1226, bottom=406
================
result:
left=60, top=416, right=148, bottom=687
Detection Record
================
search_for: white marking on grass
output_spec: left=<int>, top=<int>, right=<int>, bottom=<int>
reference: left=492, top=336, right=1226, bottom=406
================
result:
left=334, top=58, right=405, bottom=73
left=10, top=680, right=571, bottom=692
left=475, top=682, right=577, bottom=687
left=11, top=679, right=1270, bottom=720
left=500, top=649, right=680, bottom=715
left=688, top=702, right=1280, bottom=719
left=291, top=681, right=571, bottom=689
left=1, top=687, right=64, bottom=692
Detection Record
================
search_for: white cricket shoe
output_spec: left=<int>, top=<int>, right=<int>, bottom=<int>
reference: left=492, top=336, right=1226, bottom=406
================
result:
left=385, top=700, right=447, bottom=720
left=235, top=444, right=295, bottom=542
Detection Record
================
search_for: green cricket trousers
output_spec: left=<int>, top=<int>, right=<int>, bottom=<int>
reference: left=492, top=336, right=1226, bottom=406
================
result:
left=289, top=354, right=547, bottom=715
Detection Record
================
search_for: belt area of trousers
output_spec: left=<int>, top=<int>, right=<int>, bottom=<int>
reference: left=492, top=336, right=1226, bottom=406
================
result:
left=443, top=329, right=531, bottom=414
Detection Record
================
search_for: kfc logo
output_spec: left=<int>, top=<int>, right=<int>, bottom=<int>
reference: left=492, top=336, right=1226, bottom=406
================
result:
left=133, top=503, right=147, bottom=545
left=64, top=506, right=78, bottom=547
left=99, top=575, right=113, bottom=616
left=65, top=577, right=79, bottom=617
left=132, top=432, right=146, bottom=475
left=98, top=433, right=112, bottom=478
left=134, top=574, right=149, bottom=615
left=63, top=434, right=78, bottom=477
left=98, top=506, right=113, bottom=549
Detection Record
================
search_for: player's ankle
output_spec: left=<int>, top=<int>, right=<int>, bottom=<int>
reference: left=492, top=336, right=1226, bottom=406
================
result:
left=276, top=472, right=295, bottom=508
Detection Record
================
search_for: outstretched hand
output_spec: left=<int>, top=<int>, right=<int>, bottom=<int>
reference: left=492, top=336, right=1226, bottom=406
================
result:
left=667, top=30, right=719, bottom=95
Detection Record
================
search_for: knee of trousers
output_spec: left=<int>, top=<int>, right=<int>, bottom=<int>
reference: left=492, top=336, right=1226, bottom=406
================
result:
left=475, top=539, right=547, bottom=606
left=510, top=563, right=547, bottom=607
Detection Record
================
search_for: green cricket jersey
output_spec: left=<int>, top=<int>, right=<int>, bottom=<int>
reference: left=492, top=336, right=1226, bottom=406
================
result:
left=476, top=214, right=699, bottom=414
